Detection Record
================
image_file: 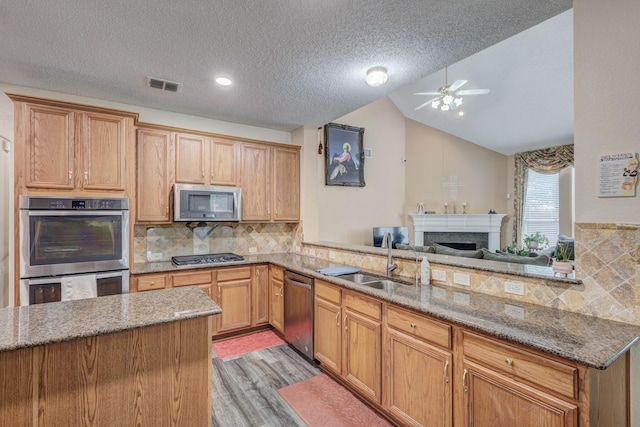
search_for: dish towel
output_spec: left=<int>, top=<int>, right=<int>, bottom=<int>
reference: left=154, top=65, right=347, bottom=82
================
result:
left=61, top=274, right=98, bottom=301
left=316, top=266, right=361, bottom=276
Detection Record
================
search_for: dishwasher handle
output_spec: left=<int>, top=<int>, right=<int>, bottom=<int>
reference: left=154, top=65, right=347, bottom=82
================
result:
left=285, top=276, right=312, bottom=290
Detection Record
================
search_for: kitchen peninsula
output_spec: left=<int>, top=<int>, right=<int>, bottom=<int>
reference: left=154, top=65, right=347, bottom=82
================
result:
left=0, top=286, right=220, bottom=426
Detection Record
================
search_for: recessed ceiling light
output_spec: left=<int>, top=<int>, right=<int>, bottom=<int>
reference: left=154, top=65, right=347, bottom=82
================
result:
left=215, top=76, right=233, bottom=86
left=458, top=111, right=465, bottom=116
left=365, top=67, right=388, bottom=87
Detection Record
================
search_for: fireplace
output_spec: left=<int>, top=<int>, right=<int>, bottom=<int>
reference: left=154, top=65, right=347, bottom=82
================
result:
left=409, top=214, right=506, bottom=252
left=437, top=242, right=477, bottom=250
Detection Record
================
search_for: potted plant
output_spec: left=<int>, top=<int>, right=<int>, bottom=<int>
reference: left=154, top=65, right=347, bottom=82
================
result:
left=523, top=232, right=548, bottom=250
left=503, top=242, right=530, bottom=257
left=552, top=242, right=573, bottom=276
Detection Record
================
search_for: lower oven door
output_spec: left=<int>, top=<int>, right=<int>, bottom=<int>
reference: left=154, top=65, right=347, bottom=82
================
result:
left=20, top=270, right=130, bottom=306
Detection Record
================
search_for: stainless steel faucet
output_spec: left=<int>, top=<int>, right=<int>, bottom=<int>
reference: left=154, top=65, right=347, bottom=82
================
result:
left=381, top=232, right=398, bottom=277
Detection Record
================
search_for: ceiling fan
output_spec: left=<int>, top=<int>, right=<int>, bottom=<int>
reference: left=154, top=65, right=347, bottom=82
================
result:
left=414, top=68, right=490, bottom=112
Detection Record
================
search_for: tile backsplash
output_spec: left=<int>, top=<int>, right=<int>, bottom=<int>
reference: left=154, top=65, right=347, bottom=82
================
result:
left=134, top=222, right=300, bottom=263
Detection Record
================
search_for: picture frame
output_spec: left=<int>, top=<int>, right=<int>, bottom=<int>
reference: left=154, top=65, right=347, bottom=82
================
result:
left=324, top=122, right=365, bottom=187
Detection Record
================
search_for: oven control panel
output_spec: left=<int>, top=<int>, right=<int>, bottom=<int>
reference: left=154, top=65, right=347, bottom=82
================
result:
left=20, top=196, right=129, bottom=210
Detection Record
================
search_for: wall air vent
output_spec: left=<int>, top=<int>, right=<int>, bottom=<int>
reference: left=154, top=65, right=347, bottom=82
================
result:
left=146, top=76, right=182, bottom=92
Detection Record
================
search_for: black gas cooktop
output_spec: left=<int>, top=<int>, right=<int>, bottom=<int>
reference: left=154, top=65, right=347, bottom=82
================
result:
left=171, top=253, right=245, bottom=266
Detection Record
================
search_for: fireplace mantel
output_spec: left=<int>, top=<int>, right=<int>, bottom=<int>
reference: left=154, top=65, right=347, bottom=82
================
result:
left=409, top=214, right=507, bottom=252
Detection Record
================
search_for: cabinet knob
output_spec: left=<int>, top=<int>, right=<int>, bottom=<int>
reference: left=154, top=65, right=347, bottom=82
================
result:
left=505, top=358, right=514, bottom=367
left=444, top=360, right=450, bottom=384
left=462, top=368, right=468, bottom=393
left=335, top=312, right=340, bottom=326
left=84, top=171, right=89, bottom=184
left=410, top=322, right=417, bottom=328
left=68, top=170, right=73, bottom=184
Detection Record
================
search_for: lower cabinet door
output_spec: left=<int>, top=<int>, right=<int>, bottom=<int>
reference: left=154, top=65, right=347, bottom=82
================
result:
left=462, top=361, right=578, bottom=427
left=214, top=279, right=252, bottom=334
left=313, top=297, right=342, bottom=374
left=342, top=309, right=382, bottom=404
left=385, top=328, right=452, bottom=427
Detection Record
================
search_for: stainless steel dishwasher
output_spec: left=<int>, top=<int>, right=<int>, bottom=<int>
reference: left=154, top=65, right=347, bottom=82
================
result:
left=284, top=270, right=314, bottom=361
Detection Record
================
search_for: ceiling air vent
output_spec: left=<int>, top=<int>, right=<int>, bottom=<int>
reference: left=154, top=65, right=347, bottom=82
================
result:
left=146, top=76, right=182, bottom=93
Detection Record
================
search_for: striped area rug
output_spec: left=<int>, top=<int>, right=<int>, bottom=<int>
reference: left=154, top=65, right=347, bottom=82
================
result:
left=212, top=330, right=286, bottom=359
left=278, top=374, right=392, bottom=427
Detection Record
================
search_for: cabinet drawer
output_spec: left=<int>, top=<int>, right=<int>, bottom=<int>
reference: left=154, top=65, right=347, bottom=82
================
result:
left=387, top=305, right=451, bottom=349
left=217, top=266, right=251, bottom=282
left=137, top=274, right=167, bottom=291
left=270, top=266, right=284, bottom=281
left=172, top=271, right=212, bottom=287
left=344, top=292, right=381, bottom=321
left=315, top=280, right=341, bottom=305
left=463, top=331, right=578, bottom=399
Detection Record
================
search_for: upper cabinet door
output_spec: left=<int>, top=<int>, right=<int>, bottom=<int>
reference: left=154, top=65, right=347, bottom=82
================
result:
left=175, top=133, right=207, bottom=184
left=240, top=143, right=270, bottom=221
left=136, top=128, right=174, bottom=223
left=272, top=147, right=300, bottom=222
left=81, top=112, right=128, bottom=191
left=210, top=138, right=238, bottom=186
left=23, top=103, right=75, bottom=189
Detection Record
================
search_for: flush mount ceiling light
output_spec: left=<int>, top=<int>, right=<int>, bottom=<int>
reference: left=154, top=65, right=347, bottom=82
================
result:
left=414, top=67, right=489, bottom=112
left=215, top=76, right=233, bottom=86
left=365, top=67, right=388, bottom=87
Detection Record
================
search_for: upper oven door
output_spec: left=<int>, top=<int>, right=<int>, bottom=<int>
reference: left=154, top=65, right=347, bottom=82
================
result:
left=20, top=210, right=129, bottom=278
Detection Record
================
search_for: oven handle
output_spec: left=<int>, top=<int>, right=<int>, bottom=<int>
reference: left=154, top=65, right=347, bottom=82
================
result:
left=27, top=210, right=125, bottom=216
left=24, top=271, right=126, bottom=285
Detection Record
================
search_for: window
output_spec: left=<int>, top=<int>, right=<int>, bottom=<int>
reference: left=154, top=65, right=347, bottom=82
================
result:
left=522, top=169, right=559, bottom=248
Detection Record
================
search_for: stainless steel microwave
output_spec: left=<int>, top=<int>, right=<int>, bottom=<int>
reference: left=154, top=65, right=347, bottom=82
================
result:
left=174, top=184, right=242, bottom=221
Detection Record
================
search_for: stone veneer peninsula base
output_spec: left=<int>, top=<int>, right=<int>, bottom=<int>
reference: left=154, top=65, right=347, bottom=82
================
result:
left=0, top=287, right=218, bottom=426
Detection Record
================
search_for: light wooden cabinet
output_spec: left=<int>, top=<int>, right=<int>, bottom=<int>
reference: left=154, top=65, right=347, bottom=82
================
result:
left=16, top=101, right=130, bottom=192
left=134, top=273, right=167, bottom=292
left=212, top=267, right=253, bottom=335
left=269, top=265, right=285, bottom=334
left=240, top=143, right=300, bottom=222
left=272, top=146, right=300, bottom=221
left=313, top=281, right=382, bottom=404
left=385, top=305, right=453, bottom=427
left=136, top=128, right=174, bottom=223
left=314, top=281, right=342, bottom=374
left=240, top=142, right=271, bottom=221
left=253, top=264, right=270, bottom=326
left=175, top=133, right=239, bottom=186
left=461, top=331, right=579, bottom=427
left=342, top=291, right=383, bottom=404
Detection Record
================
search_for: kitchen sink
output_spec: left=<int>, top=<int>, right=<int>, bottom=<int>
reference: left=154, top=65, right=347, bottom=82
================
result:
left=338, top=273, right=400, bottom=290
left=338, top=273, right=383, bottom=284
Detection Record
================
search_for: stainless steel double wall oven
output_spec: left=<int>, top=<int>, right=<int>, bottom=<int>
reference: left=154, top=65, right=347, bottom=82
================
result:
left=19, top=196, right=130, bottom=305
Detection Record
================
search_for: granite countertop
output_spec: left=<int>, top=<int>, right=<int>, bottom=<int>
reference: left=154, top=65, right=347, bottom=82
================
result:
left=0, top=287, right=221, bottom=353
left=131, top=252, right=639, bottom=369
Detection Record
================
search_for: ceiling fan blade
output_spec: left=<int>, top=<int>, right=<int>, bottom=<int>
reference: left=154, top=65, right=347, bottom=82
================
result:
left=456, top=89, right=490, bottom=95
left=414, top=97, right=441, bottom=111
left=448, top=80, right=467, bottom=91
left=413, top=91, right=441, bottom=96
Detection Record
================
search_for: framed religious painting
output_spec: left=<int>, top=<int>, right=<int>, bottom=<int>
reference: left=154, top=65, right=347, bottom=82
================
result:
left=324, top=122, right=365, bottom=187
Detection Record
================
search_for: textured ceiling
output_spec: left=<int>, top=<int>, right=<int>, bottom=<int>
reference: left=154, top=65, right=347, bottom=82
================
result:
left=0, top=0, right=572, bottom=150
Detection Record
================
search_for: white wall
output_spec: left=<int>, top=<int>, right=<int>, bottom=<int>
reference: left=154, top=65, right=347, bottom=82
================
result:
left=295, top=126, right=322, bottom=243
left=315, top=97, right=406, bottom=245
left=574, top=0, right=640, bottom=224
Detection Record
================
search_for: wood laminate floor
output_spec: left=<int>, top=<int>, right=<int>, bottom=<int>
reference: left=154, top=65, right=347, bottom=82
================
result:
left=212, top=343, right=321, bottom=426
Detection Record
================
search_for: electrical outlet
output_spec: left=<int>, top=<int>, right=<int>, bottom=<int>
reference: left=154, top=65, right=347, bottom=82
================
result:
left=147, top=252, right=163, bottom=262
left=431, top=286, right=447, bottom=300
left=453, top=272, right=470, bottom=286
left=453, top=291, right=470, bottom=305
left=248, top=247, right=257, bottom=254
left=432, top=269, right=446, bottom=281
left=504, top=281, right=525, bottom=296
left=329, top=251, right=336, bottom=259
left=504, top=303, right=525, bottom=319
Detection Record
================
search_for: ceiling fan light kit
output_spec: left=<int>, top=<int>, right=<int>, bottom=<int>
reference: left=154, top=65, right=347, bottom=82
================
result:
left=414, top=67, right=489, bottom=112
